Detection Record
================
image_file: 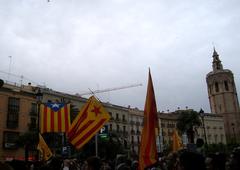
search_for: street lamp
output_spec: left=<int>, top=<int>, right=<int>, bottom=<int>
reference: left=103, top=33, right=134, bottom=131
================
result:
left=36, top=88, right=43, bottom=160
left=231, top=123, right=236, bottom=143
left=199, top=109, right=208, bottom=145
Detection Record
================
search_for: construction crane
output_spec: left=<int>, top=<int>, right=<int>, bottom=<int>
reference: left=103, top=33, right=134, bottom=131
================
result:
left=77, top=83, right=143, bottom=96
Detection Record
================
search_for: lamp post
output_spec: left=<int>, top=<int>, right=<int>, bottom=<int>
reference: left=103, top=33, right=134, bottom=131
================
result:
left=199, top=109, right=208, bottom=146
left=36, top=88, right=43, bottom=160
left=231, top=123, right=236, bottom=143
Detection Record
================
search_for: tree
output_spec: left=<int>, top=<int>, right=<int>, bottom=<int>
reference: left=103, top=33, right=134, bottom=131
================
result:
left=73, top=132, right=126, bottom=160
left=176, top=110, right=201, bottom=143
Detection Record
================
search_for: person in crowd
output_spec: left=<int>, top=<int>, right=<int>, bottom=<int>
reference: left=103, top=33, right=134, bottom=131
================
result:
left=0, top=161, right=14, bottom=170
left=196, top=138, right=205, bottom=156
left=228, top=147, right=240, bottom=170
left=84, top=156, right=102, bottom=170
left=178, top=150, right=206, bottom=170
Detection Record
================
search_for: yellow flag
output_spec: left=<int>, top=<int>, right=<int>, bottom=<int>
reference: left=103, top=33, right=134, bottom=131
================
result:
left=37, top=133, right=53, bottom=161
left=172, top=129, right=182, bottom=152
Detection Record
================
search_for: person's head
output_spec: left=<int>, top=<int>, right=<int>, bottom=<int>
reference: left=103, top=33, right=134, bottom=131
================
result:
left=179, top=151, right=206, bottom=170
left=196, top=138, right=204, bottom=148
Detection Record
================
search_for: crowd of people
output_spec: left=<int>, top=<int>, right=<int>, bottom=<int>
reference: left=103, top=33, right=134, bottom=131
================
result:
left=1, top=146, right=240, bottom=170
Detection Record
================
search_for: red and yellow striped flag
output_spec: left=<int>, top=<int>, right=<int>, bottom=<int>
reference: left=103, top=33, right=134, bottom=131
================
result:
left=40, top=103, right=70, bottom=133
left=68, top=96, right=110, bottom=150
left=139, top=70, right=158, bottom=170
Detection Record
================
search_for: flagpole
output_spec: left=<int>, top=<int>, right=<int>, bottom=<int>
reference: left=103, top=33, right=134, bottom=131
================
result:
left=88, top=88, right=100, bottom=157
left=36, top=88, right=43, bottom=160
left=95, top=133, right=98, bottom=157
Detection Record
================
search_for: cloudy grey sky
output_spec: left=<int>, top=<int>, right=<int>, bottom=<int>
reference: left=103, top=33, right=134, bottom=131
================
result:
left=0, top=0, right=240, bottom=113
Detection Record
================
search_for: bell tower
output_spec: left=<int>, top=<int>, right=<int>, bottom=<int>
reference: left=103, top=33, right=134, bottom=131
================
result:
left=206, top=49, right=240, bottom=143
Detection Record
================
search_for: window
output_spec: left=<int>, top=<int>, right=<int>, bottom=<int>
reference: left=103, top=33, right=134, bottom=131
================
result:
left=131, top=129, right=135, bottom=135
left=137, top=136, right=140, bottom=144
left=214, top=135, right=218, bottom=143
left=7, top=97, right=20, bottom=128
left=109, top=112, right=113, bottom=120
left=117, top=124, right=120, bottom=132
left=123, top=125, right=126, bottom=132
left=122, top=115, right=126, bottom=122
left=224, top=81, right=229, bottom=91
left=215, top=82, right=219, bottom=92
left=116, top=113, right=119, bottom=120
left=29, top=117, right=37, bottom=130
left=30, top=103, right=37, bottom=116
left=3, top=131, right=19, bottom=149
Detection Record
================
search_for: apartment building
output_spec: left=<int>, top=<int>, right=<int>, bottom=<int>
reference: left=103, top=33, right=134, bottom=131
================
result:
left=0, top=82, right=37, bottom=160
left=0, top=80, right=227, bottom=160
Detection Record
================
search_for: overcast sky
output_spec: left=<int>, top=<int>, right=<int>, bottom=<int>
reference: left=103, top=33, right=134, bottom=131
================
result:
left=0, top=0, right=240, bottom=113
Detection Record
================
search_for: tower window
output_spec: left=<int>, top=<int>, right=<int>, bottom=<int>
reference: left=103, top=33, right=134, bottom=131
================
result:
left=215, top=82, right=219, bottom=92
left=224, top=81, right=229, bottom=91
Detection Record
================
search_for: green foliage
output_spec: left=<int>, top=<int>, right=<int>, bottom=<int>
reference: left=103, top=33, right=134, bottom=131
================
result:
left=73, top=133, right=126, bottom=160
left=176, top=110, right=201, bottom=134
left=176, top=110, right=201, bottom=143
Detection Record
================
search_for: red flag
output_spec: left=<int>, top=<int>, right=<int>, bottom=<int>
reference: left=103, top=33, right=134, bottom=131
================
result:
left=139, top=69, right=158, bottom=170
left=40, top=103, right=70, bottom=133
left=68, top=96, right=110, bottom=149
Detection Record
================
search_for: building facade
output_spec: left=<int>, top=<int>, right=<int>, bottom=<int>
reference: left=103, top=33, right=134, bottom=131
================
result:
left=0, top=81, right=132, bottom=160
left=0, top=82, right=37, bottom=160
left=0, top=80, right=228, bottom=160
left=206, top=49, right=240, bottom=143
left=159, top=111, right=226, bottom=145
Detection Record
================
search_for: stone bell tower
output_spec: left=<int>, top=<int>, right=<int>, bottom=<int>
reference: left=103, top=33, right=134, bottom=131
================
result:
left=206, top=49, right=240, bottom=143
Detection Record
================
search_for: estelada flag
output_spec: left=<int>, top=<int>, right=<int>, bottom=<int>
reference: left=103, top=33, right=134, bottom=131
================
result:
left=40, top=103, right=70, bottom=133
left=68, top=96, right=110, bottom=149
left=172, top=129, right=182, bottom=152
left=37, top=133, right=53, bottom=161
left=139, top=69, right=159, bottom=170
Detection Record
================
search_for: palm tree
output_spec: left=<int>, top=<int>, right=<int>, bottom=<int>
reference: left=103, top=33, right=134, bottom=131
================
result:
left=176, top=110, right=201, bottom=143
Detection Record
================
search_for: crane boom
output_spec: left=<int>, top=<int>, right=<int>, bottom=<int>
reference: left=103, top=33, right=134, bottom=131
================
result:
left=78, top=83, right=142, bottom=96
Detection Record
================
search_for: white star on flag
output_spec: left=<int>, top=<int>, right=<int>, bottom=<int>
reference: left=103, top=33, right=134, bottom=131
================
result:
left=51, top=103, right=59, bottom=108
